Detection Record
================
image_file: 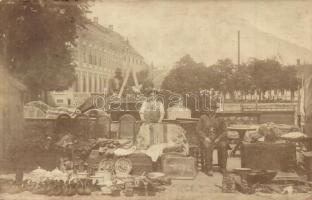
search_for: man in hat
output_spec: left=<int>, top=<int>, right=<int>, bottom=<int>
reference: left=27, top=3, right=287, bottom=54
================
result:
left=108, top=68, right=123, bottom=95
left=196, top=109, right=228, bottom=176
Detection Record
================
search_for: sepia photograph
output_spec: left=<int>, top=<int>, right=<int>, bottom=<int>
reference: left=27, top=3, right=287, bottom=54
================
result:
left=1, top=0, right=312, bottom=199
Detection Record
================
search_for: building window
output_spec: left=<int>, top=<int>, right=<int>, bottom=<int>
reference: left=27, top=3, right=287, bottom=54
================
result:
left=82, top=45, right=87, bottom=63
left=89, top=75, right=92, bottom=93
left=94, top=75, right=97, bottom=93
left=89, top=53, right=92, bottom=65
left=56, top=99, right=64, bottom=104
left=94, top=54, right=97, bottom=66
left=103, top=78, right=107, bottom=88
left=83, top=75, right=87, bottom=92
left=99, top=77, right=102, bottom=92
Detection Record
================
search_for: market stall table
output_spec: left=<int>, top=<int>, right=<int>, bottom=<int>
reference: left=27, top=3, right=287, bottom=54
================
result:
left=279, top=135, right=312, bottom=151
left=227, top=124, right=259, bottom=156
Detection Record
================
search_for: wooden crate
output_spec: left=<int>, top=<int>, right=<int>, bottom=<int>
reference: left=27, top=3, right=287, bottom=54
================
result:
left=161, top=154, right=197, bottom=179
left=241, top=142, right=296, bottom=171
left=128, top=153, right=154, bottom=175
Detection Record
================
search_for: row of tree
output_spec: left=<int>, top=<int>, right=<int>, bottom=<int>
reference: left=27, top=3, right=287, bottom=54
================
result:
left=161, top=55, right=300, bottom=101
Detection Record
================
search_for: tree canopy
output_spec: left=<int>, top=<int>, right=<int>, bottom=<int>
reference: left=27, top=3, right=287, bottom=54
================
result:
left=162, top=55, right=215, bottom=93
left=161, top=54, right=300, bottom=100
left=0, top=0, right=91, bottom=99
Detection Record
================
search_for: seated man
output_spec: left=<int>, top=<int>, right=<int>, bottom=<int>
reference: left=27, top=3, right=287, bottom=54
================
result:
left=196, top=111, right=228, bottom=176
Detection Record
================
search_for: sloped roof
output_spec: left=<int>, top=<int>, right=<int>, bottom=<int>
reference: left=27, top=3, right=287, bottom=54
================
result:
left=78, top=21, right=142, bottom=58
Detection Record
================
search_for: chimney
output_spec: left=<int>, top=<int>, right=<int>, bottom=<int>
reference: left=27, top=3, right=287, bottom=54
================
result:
left=108, top=24, right=113, bottom=31
left=297, top=59, right=301, bottom=66
left=93, top=17, right=98, bottom=24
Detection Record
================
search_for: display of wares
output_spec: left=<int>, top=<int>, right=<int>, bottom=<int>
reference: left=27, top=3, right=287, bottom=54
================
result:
left=50, top=168, right=69, bottom=181
left=222, top=173, right=236, bottom=193
left=91, top=170, right=112, bottom=186
left=147, top=172, right=165, bottom=180
left=76, top=171, right=88, bottom=179
left=28, top=167, right=50, bottom=182
left=123, top=176, right=135, bottom=197
left=114, top=158, right=132, bottom=177
left=100, top=186, right=112, bottom=195
left=90, top=175, right=105, bottom=186
left=28, top=167, right=69, bottom=182
left=98, top=159, right=114, bottom=171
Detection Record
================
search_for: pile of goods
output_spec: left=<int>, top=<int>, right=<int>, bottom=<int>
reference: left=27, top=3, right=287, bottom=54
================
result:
left=0, top=135, right=173, bottom=197
left=27, top=167, right=68, bottom=182
left=244, top=123, right=300, bottom=143
left=96, top=139, right=132, bottom=157
left=0, top=178, right=99, bottom=196
left=0, top=166, right=171, bottom=197
left=222, top=168, right=312, bottom=195
left=253, top=183, right=312, bottom=194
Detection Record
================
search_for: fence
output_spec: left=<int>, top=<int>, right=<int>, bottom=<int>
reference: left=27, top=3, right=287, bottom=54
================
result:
left=241, top=103, right=296, bottom=112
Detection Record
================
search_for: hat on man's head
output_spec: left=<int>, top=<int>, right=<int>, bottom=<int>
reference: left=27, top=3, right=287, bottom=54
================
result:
left=115, top=67, right=122, bottom=73
left=115, top=68, right=122, bottom=76
left=141, top=80, right=155, bottom=96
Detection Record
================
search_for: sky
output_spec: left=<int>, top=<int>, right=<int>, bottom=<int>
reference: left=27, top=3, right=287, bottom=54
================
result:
left=90, top=0, right=312, bottom=68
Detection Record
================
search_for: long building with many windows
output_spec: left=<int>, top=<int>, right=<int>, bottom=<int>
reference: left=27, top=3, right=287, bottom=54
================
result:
left=51, top=18, right=148, bottom=107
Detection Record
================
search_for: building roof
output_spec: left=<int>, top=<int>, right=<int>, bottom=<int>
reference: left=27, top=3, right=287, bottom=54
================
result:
left=78, top=21, right=142, bottom=58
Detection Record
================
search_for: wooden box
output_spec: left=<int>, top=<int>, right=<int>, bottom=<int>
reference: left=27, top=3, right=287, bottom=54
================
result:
left=128, top=153, right=154, bottom=175
left=241, top=142, right=296, bottom=171
left=161, top=153, right=197, bottom=179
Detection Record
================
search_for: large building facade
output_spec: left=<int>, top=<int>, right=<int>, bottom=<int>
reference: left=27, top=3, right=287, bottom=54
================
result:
left=51, top=18, right=147, bottom=107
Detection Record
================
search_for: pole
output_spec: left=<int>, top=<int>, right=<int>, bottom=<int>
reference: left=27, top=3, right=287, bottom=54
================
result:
left=296, top=59, right=301, bottom=127
left=238, top=30, right=240, bottom=68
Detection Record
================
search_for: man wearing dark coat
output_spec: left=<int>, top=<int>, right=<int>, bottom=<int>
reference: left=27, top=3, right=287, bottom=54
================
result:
left=196, top=110, right=228, bottom=176
left=108, top=68, right=123, bottom=96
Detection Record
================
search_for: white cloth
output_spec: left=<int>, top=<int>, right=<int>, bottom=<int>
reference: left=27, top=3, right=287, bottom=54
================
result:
left=135, top=123, right=189, bottom=161
left=141, top=143, right=169, bottom=162
left=114, top=146, right=137, bottom=156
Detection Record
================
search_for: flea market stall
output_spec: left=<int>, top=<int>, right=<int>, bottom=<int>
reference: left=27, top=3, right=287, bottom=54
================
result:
left=3, top=89, right=312, bottom=197
left=0, top=112, right=198, bottom=197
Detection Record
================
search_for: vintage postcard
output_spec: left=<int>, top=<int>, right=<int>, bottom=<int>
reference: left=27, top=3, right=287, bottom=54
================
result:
left=0, top=0, right=312, bottom=199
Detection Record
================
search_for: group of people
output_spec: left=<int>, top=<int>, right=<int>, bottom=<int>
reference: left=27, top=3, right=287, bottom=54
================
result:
left=109, top=68, right=228, bottom=176
left=138, top=82, right=228, bottom=176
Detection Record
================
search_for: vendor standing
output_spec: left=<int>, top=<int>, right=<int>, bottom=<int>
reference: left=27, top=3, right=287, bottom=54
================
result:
left=196, top=110, right=228, bottom=176
left=139, top=83, right=165, bottom=123
left=136, top=83, right=189, bottom=161
left=136, top=82, right=166, bottom=150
